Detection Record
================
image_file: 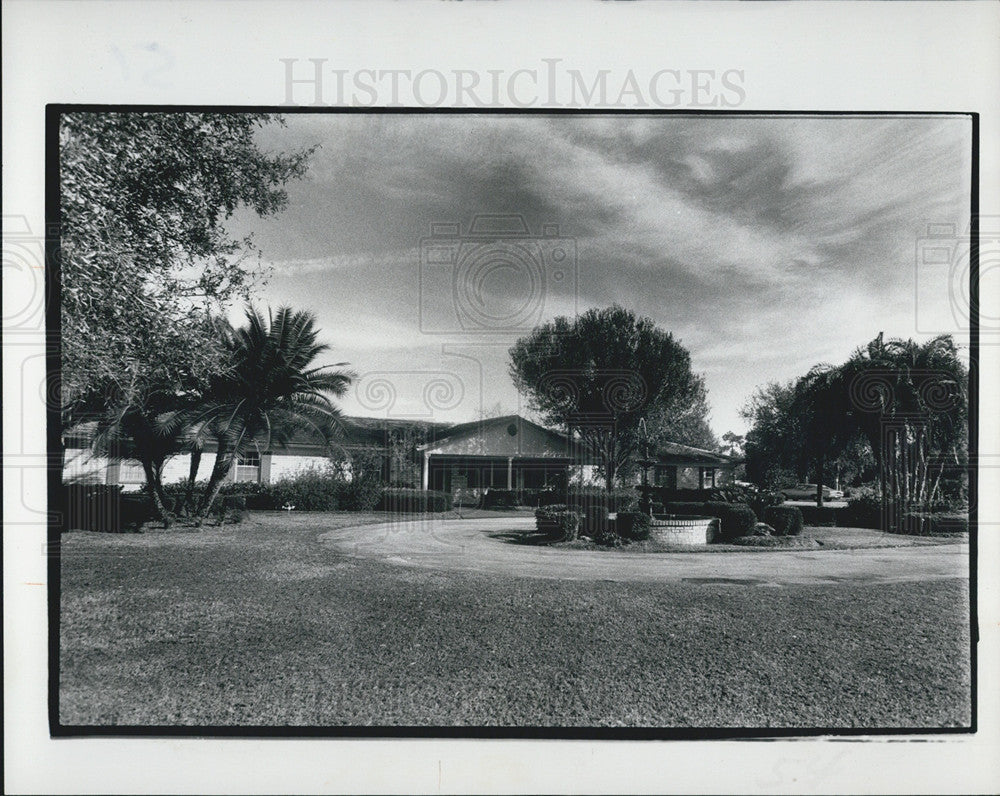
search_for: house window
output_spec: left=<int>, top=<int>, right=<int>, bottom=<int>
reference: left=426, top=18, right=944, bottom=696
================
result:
left=234, top=451, right=261, bottom=483
left=118, top=460, right=146, bottom=484
left=700, top=467, right=717, bottom=488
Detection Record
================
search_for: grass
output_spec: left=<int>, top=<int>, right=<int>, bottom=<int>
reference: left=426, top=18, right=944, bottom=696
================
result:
left=59, top=511, right=971, bottom=728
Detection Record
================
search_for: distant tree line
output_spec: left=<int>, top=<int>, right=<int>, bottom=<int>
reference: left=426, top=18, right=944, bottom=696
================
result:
left=741, top=332, right=968, bottom=511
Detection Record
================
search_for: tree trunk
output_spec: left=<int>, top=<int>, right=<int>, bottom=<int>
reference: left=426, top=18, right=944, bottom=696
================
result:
left=141, top=458, right=172, bottom=528
left=815, top=452, right=825, bottom=507
left=196, top=443, right=234, bottom=523
left=182, top=446, right=203, bottom=516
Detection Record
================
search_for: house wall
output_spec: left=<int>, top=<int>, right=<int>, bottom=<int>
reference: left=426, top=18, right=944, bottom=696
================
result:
left=268, top=454, right=330, bottom=481
left=63, top=448, right=109, bottom=485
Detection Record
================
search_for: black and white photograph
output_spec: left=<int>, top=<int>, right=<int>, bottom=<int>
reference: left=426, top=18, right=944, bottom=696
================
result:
left=4, top=2, right=999, bottom=794
left=52, top=110, right=974, bottom=731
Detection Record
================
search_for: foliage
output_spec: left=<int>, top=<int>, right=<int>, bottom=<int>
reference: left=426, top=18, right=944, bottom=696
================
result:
left=60, top=112, right=314, bottom=413
left=741, top=333, right=967, bottom=523
left=378, top=488, right=452, bottom=513
left=482, top=489, right=520, bottom=509
left=702, top=502, right=757, bottom=542
left=740, top=380, right=803, bottom=488
left=192, top=307, right=354, bottom=518
left=840, top=333, right=968, bottom=517
left=566, top=487, right=638, bottom=513
left=615, top=512, right=652, bottom=541
left=762, top=505, right=804, bottom=537
left=658, top=501, right=710, bottom=516
left=534, top=505, right=583, bottom=541
left=509, top=305, right=710, bottom=489
left=384, top=425, right=425, bottom=488
left=266, top=470, right=343, bottom=511
left=580, top=504, right=614, bottom=537
left=337, top=447, right=385, bottom=512
left=641, top=374, right=720, bottom=453
left=844, top=484, right=883, bottom=529
left=902, top=512, right=969, bottom=536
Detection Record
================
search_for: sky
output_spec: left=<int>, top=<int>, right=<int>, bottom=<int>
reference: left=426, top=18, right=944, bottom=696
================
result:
left=226, top=113, right=972, bottom=437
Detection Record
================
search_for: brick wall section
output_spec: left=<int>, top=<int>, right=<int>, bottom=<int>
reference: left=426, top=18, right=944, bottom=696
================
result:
left=648, top=516, right=718, bottom=545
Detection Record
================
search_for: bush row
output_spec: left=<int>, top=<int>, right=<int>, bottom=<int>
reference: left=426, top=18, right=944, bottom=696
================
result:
left=148, top=472, right=453, bottom=515
left=533, top=504, right=652, bottom=546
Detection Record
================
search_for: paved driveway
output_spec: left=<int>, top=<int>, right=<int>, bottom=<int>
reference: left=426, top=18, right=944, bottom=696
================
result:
left=320, top=517, right=969, bottom=585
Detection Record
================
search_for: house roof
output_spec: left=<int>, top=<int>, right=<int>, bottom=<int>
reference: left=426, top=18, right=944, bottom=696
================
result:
left=63, top=413, right=738, bottom=466
left=654, top=440, right=739, bottom=466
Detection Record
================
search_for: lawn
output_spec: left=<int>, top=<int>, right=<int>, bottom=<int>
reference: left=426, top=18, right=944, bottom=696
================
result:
left=59, top=511, right=972, bottom=729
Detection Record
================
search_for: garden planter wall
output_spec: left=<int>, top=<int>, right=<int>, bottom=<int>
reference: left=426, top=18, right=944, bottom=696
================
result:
left=648, top=515, right=719, bottom=545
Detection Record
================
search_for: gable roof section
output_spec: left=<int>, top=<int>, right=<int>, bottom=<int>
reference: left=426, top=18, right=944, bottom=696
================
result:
left=420, top=415, right=580, bottom=458
left=655, top=440, right=738, bottom=466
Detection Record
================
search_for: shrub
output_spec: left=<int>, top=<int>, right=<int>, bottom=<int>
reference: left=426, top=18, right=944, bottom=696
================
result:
left=60, top=484, right=124, bottom=532
left=120, top=493, right=156, bottom=530
left=534, top=505, right=583, bottom=541
left=763, top=505, right=803, bottom=537
left=378, top=488, right=452, bottom=513
left=703, top=501, right=757, bottom=542
left=615, top=511, right=651, bottom=541
left=566, top=487, right=637, bottom=513
left=581, top=503, right=614, bottom=537
left=843, top=486, right=882, bottom=528
left=482, top=489, right=520, bottom=509
left=267, top=469, right=342, bottom=511
left=341, top=474, right=383, bottom=512
left=211, top=495, right=248, bottom=525
left=593, top=527, right=626, bottom=547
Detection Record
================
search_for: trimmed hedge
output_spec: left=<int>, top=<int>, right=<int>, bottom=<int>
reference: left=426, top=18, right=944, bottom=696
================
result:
left=481, top=489, right=520, bottom=509
left=615, top=511, right=651, bottom=541
left=59, top=484, right=155, bottom=532
left=798, top=504, right=843, bottom=527
left=703, top=502, right=758, bottom=542
left=763, top=505, right=803, bottom=537
left=534, top=504, right=583, bottom=541
left=378, top=488, right=452, bottom=513
left=567, top=487, right=638, bottom=513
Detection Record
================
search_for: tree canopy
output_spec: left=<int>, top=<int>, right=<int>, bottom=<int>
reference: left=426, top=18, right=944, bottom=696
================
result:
left=741, top=333, right=967, bottom=514
left=509, top=305, right=713, bottom=488
left=60, top=112, right=314, bottom=417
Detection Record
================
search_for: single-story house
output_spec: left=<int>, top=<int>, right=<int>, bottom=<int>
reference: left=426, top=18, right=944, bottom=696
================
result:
left=62, top=414, right=738, bottom=496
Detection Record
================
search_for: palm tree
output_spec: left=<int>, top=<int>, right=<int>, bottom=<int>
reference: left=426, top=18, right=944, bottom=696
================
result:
left=84, top=383, right=199, bottom=525
left=841, top=333, right=967, bottom=515
left=192, top=306, right=354, bottom=520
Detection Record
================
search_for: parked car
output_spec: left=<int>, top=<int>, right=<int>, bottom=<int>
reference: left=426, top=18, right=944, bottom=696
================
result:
left=781, top=483, right=843, bottom=501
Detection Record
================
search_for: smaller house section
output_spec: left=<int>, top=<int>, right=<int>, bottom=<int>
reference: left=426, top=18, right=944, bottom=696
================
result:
left=649, top=441, right=739, bottom=491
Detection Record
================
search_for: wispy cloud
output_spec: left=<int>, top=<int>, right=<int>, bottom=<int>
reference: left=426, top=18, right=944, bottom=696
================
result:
left=229, top=114, right=971, bottom=433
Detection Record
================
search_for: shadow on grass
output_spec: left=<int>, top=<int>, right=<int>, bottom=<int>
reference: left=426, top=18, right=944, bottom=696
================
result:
left=488, top=529, right=563, bottom=547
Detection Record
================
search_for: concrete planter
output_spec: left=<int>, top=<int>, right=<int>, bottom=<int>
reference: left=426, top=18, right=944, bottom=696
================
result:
left=648, top=515, right=719, bottom=545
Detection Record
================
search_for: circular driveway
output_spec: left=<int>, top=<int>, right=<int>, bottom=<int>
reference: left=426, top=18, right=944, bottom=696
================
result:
left=320, top=517, right=969, bottom=585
